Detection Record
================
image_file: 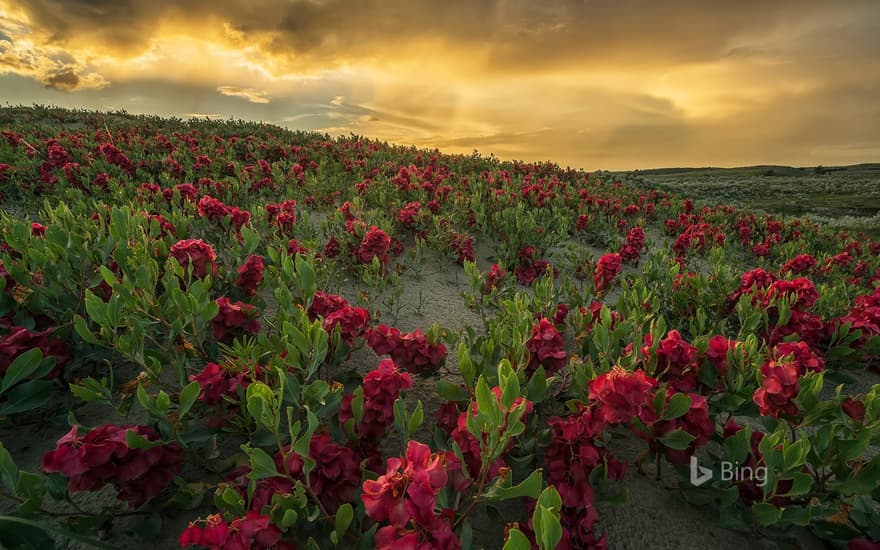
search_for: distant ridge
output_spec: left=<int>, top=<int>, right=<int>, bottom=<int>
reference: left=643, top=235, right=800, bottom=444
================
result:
left=623, top=163, right=880, bottom=176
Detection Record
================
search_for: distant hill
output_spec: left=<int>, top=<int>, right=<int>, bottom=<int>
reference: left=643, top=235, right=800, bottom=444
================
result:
left=620, top=164, right=880, bottom=177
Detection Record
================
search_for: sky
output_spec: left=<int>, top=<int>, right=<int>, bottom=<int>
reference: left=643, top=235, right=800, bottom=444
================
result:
left=1, top=0, right=878, bottom=170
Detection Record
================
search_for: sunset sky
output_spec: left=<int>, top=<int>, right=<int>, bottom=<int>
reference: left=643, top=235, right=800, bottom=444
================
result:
left=1, top=0, right=878, bottom=170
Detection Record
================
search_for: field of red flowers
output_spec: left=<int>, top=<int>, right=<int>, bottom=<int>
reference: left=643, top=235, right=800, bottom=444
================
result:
left=0, top=106, right=878, bottom=550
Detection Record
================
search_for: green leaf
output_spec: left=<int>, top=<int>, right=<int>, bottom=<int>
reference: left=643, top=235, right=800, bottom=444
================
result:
left=663, top=393, right=692, bottom=420
left=73, top=315, right=99, bottom=344
left=0, top=443, right=19, bottom=493
left=301, top=380, right=329, bottom=409
left=751, top=502, right=781, bottom=527
left=177, top=381, right=200, bottom=420
left=0, top=514, right=117, bottom=550
left=437, top=380, right=469, bottom=402
left=244, top=446, right=279, bottom=481
left=125, top=430, right=165, bottom=450
left=408, top=400, right=424, bottom=437
left=0, top=515, right=55, bottom=550
left=723, top=428, right=750, bottom=465
left=532, top=486, right=563, bottom=550
left=0, top=380, right=54, bottom=416
left=524, top=366, right=547, bottom=402
left=334, top=503, right=353, bottom=544
left=475, top=376, right=498, bottom=425
left=503, top=529, right=531, bottom=550
left=778, top=473, right=812, bottom=497
left=658, top=428, right=696, bottom=451
left=780, top=506, right=811, bottom=526
left=1, top=349, right=43, bottom=394
left=483, top=469, right=544, bottom=501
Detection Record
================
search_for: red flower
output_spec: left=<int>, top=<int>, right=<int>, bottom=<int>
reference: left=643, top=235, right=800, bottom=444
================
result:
left=525, top=318, right=567, bottom=376
left=362, top=440, right=448, bottom=529
left=211, top=297, right=261, bottom=343
left=42, top=424, right=181, bottom=509
left=197, top=194, right=228, bottom=222
left=647, top=330, right=700, bottom=392
left=483, top=263, right=506, bottom=294
left=589, top=366, right=657, bottom=425
left=305, top=434, right=362, bottom=513
left=235, top=255, right=264, bottom=297
left=593, top=253, right=622, bottom=294
left=340, top=359, right=412, bottom=439
left=308, top=291, right=349, bottom=320
left=358, top=226, right=391, bottom=267
left=323, top=306, right=370, bottom=344
left=179, top=511, right=288, bottom=550
left=843, top=397, right=866, bottom=422
left=771, top=341, right=824, bottom=375
left=189, top=361, right=256, bottom=406
left=31, top=222, right=47, bottom=237
left=753, top=359, right=800, bottom=418
left=705, top=335, right=738, bottom=376
left=364, top=325, right=447, bottom=375
left=169, top=239, right=217, bottom=279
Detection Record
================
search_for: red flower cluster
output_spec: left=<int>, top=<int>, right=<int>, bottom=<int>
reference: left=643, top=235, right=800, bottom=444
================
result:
left=644, top=330, right=700, bottom=392
left=620, top=226, right=645, bottom=262
left=322, top=305, right=370, bottom=344
left=299, top=434, right=362, bottom=512
left=451, top=233, right=475, bottom=264
left=544, top=405, right=624, bottom=549
left=651, top=393, right=715, bottom=465
left=358, top=226, right=392, bottom=267
left=42, top=424, right=182, bottom=508
left=771, top=341, right=824, bottom=375
left=364, top=325, right=447, bottom=375
left=780, top=254, right=817, bottom=275
left=340, top=359, right=413, bottom=439
left=525, top=318, right=567, bottom=376
left=761, top=277, right=819, bottom=311
left=589, top=366, right=657, bottom=425
left=169, top=239, right=217, bottom=279
left=843, top=397, right=866, bottom=422
left=307, top=290, right=349, bottom=320
left=211, top=297, right=261, bottom=343
left=0, top=326, right=68, bottom=375
left=593, top=253, right=622, bottom=295
left=483, top=263, right=506, bottom=294
left=235, top=255, right=264, bottom=297
left=144, top=212, right=176, bottom=238
left=398, top=201, right=422, bottom=228
left=179, top=512, right=291, bottom=550
left=190, top=361, right=256, bottom=405
left=266, top=199, right=297, bottom=233
left=362, top=440, right=458, bottom=549
left=514, top=246, right=556, bottom=285
left=705, top=335, right=738, bottom=376
left=450, top=388, right=532, bottom=479
left=753, top=359, right=800, bottom=418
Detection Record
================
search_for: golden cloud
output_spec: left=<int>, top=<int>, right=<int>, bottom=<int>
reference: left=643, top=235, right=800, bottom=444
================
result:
left=216, top=85, right=270, bottom=103
left=0, top=0, right=878, bottom=168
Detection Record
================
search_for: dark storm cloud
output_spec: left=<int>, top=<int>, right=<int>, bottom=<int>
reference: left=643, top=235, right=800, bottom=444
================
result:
left=12, top=0, right=876, bottom=72
left=43, top=69, right=79, bottom=90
